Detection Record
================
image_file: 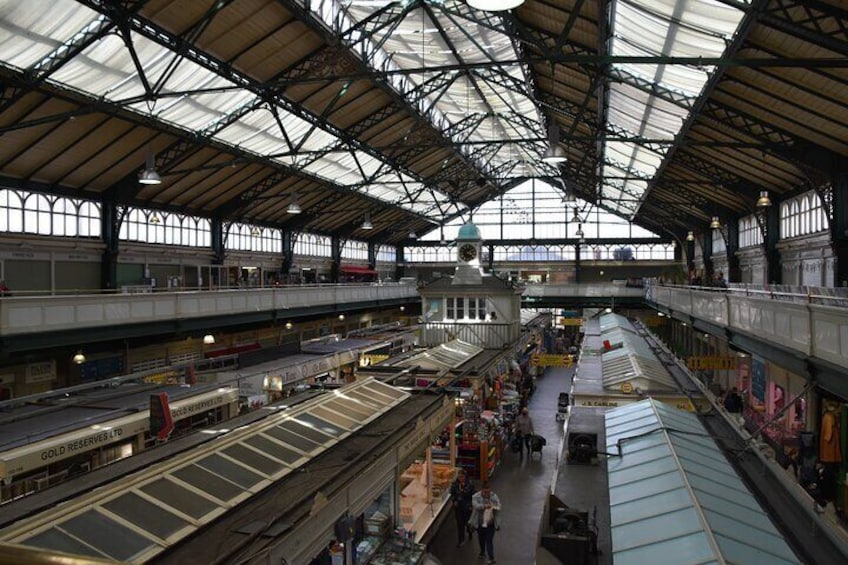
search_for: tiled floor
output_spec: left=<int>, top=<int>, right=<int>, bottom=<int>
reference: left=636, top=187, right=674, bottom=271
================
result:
left=428, top=366, right=572, bottom=564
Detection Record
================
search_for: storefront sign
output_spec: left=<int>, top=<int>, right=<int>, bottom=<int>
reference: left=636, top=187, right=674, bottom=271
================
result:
left=1, top=415, right=149, bottom=479
left=25, top=361, right=56, bottom=384
left=530, top=354, right=573, bottom=368
left=686, top=356, right=738, bottom=371
left=575, top=395, right=693, bottom=411
left=561, top=319, right=583, bottom=326
left=143, top=370, right=178, bottom=385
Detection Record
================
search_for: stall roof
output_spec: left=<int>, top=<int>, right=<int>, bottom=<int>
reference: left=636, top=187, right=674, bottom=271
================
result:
left=601, top=327, right=677, bottom=392
left=599, top=313, right=638, bottom=335
left=0, top=383, right=226, bottom=452
left=0, top=379, right=409, bottom=563
left=400, top=340, right=483, bottom=371
left=604, top=399, right=800, bottom=565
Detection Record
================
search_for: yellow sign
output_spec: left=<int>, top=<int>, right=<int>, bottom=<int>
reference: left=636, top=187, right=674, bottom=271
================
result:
left=531, top=354, right=574, bottom=368
left=621, top=382, right=633, bottom=394
left=143, top=370, right=178, bottom=384
left=687, top=356, right=737, bottom=371
left=561, top=318, right=583, bottom=326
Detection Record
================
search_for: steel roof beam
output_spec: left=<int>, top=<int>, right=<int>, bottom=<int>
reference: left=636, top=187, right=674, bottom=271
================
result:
left=638, top=0, right=768, bottom=212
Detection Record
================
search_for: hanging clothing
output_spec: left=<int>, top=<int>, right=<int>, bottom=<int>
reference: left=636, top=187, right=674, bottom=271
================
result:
left=819, top=407, right=842, bottom=463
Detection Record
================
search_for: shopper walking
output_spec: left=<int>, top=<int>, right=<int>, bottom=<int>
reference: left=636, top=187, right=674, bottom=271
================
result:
left=515, top=406, right=535, bottom=459
left=449, top=469, right=475, bottom=547
left=468, top=481, right=501, bottom=564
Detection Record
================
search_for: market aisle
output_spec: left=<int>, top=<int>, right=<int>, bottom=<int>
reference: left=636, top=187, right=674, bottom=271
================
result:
left=428, top=366, right=572, bottom=564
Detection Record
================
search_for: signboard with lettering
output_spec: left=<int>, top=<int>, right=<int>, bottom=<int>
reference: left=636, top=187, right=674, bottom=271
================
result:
left=530, top=354, right=574, bottom=368
left=26, top=361, right=56, bottom=384
left=575, top=395, right=694, bottom=411
left=0, top=388, right=238, bottom=479
left=686, top=356, right=738, bottom=371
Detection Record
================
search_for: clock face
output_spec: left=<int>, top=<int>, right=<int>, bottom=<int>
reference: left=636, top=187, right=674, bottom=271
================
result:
left=459, top=244, right=477, bottom=262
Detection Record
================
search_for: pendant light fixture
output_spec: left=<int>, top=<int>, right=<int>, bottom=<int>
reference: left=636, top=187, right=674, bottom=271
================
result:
left=467, top=0, right=524, bottom=12
left=202, top=334, right=215, bottom=345
left=710, top=216, right=721, bottom=229
left=72, top=350, right=86, bottom=364
left=408, top=230, right=417, bottom=239
left=287, top=192, right=302, bottom=214
left=686, top=231, right=695, bottom=241
left=361, top=212, right=373, bottom=230
left=139, top=148, right=162, bottom=185
left=149, top=212, right=161, bottom=225
left=571, top=207, right=581, bottom=223
left=756, top=190, right=772, bottom=208
left=541, top=120, right=567, bottom=164
left=575, top=224, right=585, bottom=243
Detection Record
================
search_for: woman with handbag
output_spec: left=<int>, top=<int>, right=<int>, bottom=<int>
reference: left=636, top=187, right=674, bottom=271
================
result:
left=468, top=481, right=501, bottom=564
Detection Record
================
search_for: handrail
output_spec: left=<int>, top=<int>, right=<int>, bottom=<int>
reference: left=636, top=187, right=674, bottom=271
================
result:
left=649, top=282, right=848, bottom=308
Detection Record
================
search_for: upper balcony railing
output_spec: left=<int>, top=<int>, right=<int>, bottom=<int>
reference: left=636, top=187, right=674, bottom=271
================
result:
left=647, top=282, right=848, bottom=370
left=0, top=282, right=418, bottom=337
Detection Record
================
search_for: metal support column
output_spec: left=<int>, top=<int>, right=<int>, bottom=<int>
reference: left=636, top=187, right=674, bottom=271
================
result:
left=100, top=199, right=119, bottom=290
left=832, top=172, right=848, bottom=287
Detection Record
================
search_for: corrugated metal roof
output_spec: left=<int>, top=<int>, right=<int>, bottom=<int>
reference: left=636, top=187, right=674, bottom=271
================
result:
left=605, top=399, right=800, bottom=565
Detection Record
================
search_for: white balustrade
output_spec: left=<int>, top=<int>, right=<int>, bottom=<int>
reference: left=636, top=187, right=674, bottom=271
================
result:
left=650, top=285, right=848, bottom=371
left=0, top=284, right=418, bottom=336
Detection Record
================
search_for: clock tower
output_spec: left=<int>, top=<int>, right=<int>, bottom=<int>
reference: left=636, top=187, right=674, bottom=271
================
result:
left=417, top=221, right=524, bottom=348
left=453, top=222, right=483, bottom=285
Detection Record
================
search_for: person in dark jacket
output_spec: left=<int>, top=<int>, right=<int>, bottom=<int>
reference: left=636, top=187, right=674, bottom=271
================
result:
left=723, top=387, right=743, bottom=413
left=449, top=469, right=475, bottom=547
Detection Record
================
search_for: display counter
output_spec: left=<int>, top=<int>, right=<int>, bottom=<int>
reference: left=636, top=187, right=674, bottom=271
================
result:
left=399, top=458, right=456, bottom=542
left=358, top=536, right=426, bottom=565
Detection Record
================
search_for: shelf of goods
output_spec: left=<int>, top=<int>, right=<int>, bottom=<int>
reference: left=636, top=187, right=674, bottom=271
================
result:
left=399, top=461, right=456, bottom=542
left=456, top=439, right=500, bottom=482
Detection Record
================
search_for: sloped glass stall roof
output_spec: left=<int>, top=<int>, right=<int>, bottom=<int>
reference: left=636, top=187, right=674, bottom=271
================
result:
left=401, top=339, right=483, bottom=371
left=0, top=379, right=408, bottom=563
left=600, top=313, right=676, bottom=391
left=605, top=400, right=799, bottom=565
left=603, top=0, right=747, bottom=216
left=0, top=0, right=459, bottom=219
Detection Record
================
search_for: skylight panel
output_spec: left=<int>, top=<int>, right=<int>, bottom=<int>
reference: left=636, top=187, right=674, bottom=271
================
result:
left=302, top=153, right=368, bottom=187
left=0, top=0, right=99, bottom=70
left=339, top=3, right=546, bottom=180
left=608, top=0, right=746, bottom=217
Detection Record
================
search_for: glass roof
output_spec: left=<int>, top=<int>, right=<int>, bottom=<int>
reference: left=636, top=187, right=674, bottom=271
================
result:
left=0, top=0, right=460, bottom=220
left=600, top=318, right=677, bottom=392
left=0, top=379, right=408, bottom=563
left=339, top=2, right=549, bottom=180
left=603, top=0, right=746, bottom=217
left=401, top=339, right=483, bottom=371
left=605, top=399, right=800, bottom=565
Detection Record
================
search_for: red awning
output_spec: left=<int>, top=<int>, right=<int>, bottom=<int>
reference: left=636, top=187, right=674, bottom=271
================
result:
left=340, top=265, right=378, bottom=275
